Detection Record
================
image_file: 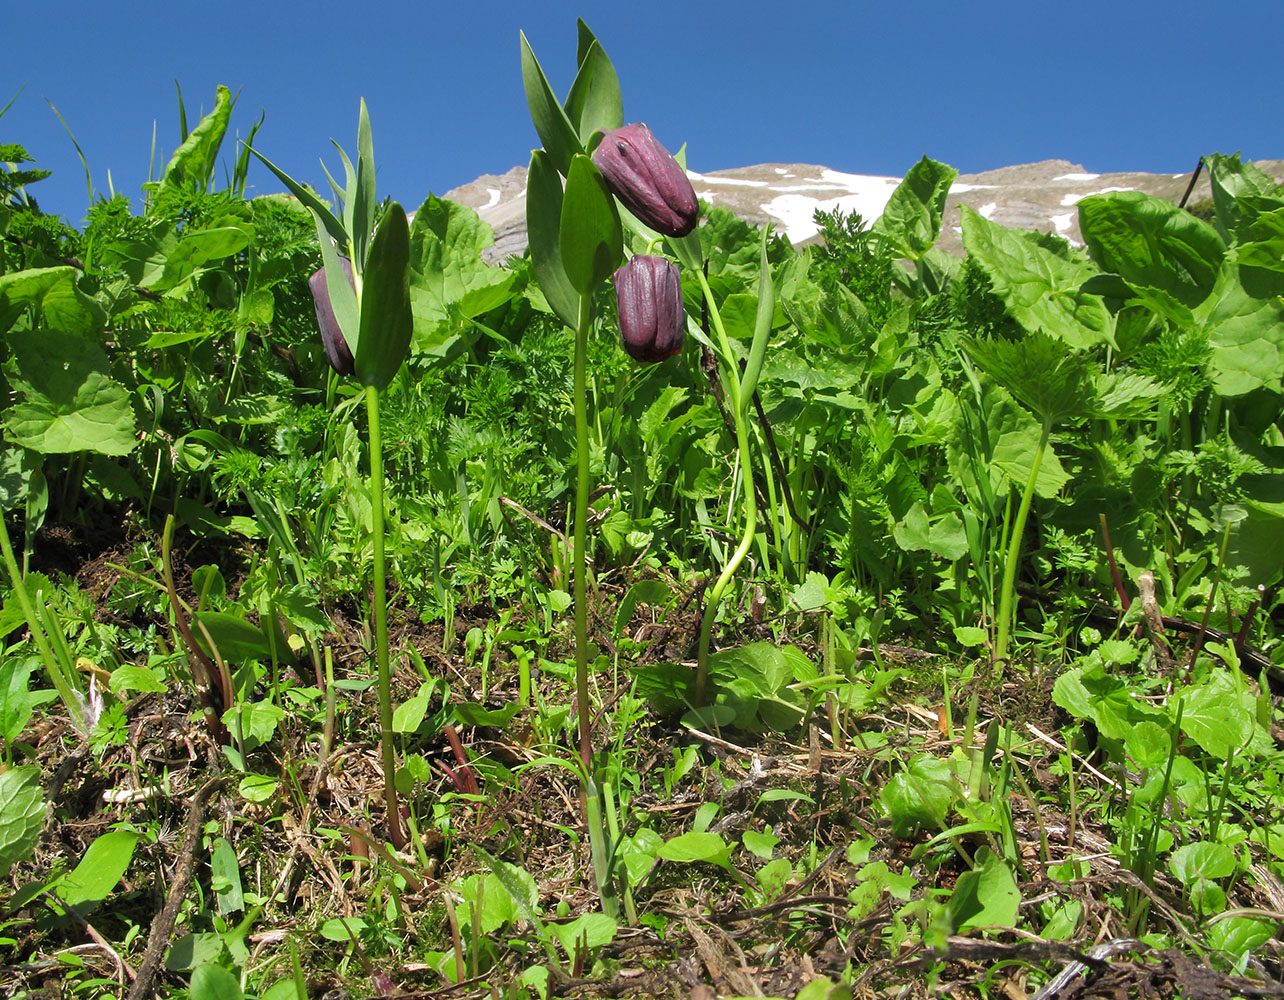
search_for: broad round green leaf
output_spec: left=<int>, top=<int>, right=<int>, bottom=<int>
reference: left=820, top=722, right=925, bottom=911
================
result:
left=0, top=766, right=44, bottom=878
left=4, top=328, right=137, bottom=456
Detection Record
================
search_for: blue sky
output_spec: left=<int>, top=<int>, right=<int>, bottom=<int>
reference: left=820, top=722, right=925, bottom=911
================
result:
left=7, top=0, right=1282, bottom=224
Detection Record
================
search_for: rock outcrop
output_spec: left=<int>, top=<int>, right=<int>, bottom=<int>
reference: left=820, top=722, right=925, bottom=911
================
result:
left=442, top=158, right=1284, bottom=263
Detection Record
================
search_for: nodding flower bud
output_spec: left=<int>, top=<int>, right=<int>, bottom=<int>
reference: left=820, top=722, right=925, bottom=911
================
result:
left=613, top=255, right=685, bottom=364
left=592, top=123, right=699, bottom=238
left=308, top=258, right=355, bottom=377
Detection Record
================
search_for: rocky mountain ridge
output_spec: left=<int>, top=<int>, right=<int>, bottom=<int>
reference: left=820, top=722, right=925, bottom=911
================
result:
left=442, top=157, right=1284, bottom=263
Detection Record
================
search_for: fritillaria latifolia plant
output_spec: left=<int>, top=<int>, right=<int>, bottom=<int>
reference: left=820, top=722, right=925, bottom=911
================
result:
left=520, top=20, right=775, bottom=910
left=250, top=101, right=414, bottom=849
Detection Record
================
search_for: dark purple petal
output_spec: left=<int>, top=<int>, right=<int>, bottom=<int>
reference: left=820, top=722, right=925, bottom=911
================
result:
left=613, top=255, right=685, bottom=364
left=308, top=257, right=355, bottom=377
left=592, top=123, right=699, bottom=238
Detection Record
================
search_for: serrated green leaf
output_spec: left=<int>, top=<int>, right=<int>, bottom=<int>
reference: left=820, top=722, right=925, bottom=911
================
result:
left=1169, top=841, right=1236, bottom=885
left=1201, top=260, right=1284, bottom=396
left=1180, top=670, right=1270, bottom=758
left=965, top=332, right=1096, bottom=424
left=109, top=664, right=167, bottom=694
left=962, top=208, right=1113, bottom=348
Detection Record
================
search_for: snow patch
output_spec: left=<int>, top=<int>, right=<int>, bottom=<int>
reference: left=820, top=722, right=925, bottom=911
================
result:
left=759, top=172, right=902, bottom=242
left=1060, top=186, right=1134, bottom=207
left=687, top=171, right=770, bottom=188
left=1054, top=172, right=1100, bottom=182
left=977, top=202, right=998, bottom=219
left=481, top=187, right=501, bottom=210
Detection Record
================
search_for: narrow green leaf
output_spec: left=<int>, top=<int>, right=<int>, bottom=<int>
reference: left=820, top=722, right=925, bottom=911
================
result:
left=356, top=204, right=413, bottom=390
left=232, top=109, right=265, bottom=197
left=520, top=31, right=584, bottom=176
left=526, top=150, right=580, bottom=328
left=352, top=98, right=376, bottom=271
left=559, top=154, right=622, bottom=294
left=245, top=146, right=347, bottom=248
left=565, top=40, right=623, bottom=143
left=738, top=226, right=775, bottom=402
left=311, top=212, right=360, bottom=359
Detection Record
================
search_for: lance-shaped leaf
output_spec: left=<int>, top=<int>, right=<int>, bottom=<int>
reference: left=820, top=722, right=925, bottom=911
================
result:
left=246, top=146, right=348, bottom=249
left=351, top=99, right=377, bottom=271
left=739, top=226, right=775, bottom=402
left=560, top=153, right=622, bottom=295
left=565, top=36, right=623, bottom=144
left=1079, top=191, right=1224, bottom=309
left=526, top=149, right=581, bottom=328
left=873, top=156, right=958, bottom=261
left=962, top=207, right=1114, bottom=349
left=355, top=205, right=412, bottom=390
left=520, top=31, right=583, bottom=177
left=156, top=84, right=232, bottom=197
left=312, top=214, right=360, bottom=360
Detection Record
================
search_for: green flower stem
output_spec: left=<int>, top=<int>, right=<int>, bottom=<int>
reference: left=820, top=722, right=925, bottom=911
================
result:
left=365, top=384, right=403, bottom=849
left=573, top=291, right=593, bottom=777
left=692, top=268, right=758, bottom=707
left=993, top=417, right=1050, bottom=670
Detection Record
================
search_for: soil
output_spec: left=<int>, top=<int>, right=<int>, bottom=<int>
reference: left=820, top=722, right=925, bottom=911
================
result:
left=3, top=517, right=1282, bottom=999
